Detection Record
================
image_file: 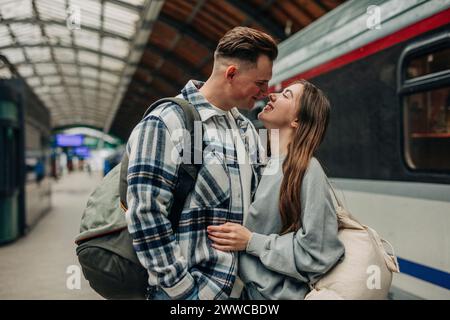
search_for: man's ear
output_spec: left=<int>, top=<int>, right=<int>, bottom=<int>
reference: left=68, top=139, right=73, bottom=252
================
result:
left=225, top=65, right=237, bottom=81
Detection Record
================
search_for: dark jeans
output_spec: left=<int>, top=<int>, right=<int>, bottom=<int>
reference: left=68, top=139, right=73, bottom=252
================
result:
left=147, top=286, right=199, bottom=300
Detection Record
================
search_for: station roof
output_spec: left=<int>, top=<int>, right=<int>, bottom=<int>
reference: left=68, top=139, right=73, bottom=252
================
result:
left=0, top=0, right=346, bottom=140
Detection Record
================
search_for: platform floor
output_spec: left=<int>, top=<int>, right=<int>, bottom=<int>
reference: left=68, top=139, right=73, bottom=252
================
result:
left=0, top=170, right=423, bottom=300
left=0, top=171, right=104, bottom=299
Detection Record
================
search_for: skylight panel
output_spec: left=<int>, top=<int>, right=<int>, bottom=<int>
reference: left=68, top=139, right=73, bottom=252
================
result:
left=0, top=0, right=33, bottom=20
left=37, top=0, right=66, bottom=21
left=104, top=2, right=139, bottom=23
left=75, top=29, right=99, bottom=51
left=0, top=26, right=12, bottom=47
left=35, top=63, right=57, bottom=75
left=82, top=77, right=99, bottom=88
left=79, top=66, right=98, bottom=77
left=78, top=50, right=99, bottom=65
left=26, top=77, right=41, bottom=87
left=1, top=48, right=25, bottom=64
left=102, top=37, right=129, bottom=59
left=71, top=0, right=101, bottom=29
left=25, top=47, right=51, bottom=63
left=120, top=0, right=146, bottom=6
left=17, top=65, right=34, bottom=77
left=60, top=64, right=77, bottom=75
left=10, top=23, right=41, bottom=46
left=65, top=77, right=79, bottom=85
left=54, top=48, right=75, bottom=62
left=46, top=24, right=72, bottom=46
left=44, top=75, right=62, bottom=85
left=100, top=71, right=120, bottom=84
left=101, top=56, right=124, bottom=71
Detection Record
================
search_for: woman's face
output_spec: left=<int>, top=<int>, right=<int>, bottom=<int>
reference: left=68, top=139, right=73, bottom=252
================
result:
left=258, top=83, right=304, bottom=129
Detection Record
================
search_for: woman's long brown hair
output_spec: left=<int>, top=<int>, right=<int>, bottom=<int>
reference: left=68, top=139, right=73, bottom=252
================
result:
left=279, top=79, right=331, bottom=235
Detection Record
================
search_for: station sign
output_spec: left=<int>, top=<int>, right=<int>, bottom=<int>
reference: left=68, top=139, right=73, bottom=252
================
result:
left=56, top=134, right=83, bottom=147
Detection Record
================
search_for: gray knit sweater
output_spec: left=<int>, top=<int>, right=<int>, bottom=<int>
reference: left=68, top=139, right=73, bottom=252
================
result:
left=239, top=156, right=345, bottom=300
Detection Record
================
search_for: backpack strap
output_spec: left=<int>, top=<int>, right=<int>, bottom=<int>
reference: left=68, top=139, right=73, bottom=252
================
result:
left=119, top=97, right=202, bottom=233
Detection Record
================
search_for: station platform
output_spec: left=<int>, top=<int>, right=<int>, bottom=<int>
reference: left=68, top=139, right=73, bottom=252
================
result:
left=0, top=172, right=103, bottom=300
left=0, top=170, right=434, bottom=300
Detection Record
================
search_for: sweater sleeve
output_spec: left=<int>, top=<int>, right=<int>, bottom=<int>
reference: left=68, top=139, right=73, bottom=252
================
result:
left=245, top=158, right=345, bottom=284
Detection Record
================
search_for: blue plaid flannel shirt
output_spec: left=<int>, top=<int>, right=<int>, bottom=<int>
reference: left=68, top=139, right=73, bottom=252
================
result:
left=125, top=80, right=266, bottom=300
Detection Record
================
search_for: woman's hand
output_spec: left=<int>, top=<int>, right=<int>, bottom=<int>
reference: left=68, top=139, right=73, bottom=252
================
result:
left=207, top=222, right=252, bottom=252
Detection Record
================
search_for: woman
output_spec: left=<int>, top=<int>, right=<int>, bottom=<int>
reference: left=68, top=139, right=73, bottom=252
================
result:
left=207, top=79, right=345, bottom=300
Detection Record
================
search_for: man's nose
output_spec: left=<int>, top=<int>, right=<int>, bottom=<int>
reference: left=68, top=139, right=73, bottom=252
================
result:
left=257, top=84, right=269, bottom=99
left=256, top=92, right=266, bottom=100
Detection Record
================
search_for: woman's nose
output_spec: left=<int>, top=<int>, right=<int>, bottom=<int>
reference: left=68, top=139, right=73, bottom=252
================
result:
left=269, top=93, right=276, bottom=102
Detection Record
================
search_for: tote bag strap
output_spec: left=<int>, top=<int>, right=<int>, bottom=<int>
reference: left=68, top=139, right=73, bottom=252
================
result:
left=326, top=177, right=343, bottom=208
left=326, top=177, right=400, bottom=273
left=325, top=177, right=366, bottom=227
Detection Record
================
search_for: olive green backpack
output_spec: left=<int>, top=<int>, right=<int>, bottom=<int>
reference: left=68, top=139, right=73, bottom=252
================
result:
left=75, top=98, right=201, bottom=299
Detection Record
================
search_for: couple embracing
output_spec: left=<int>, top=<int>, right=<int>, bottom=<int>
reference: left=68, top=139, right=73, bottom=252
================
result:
left=125, top=26, right=344, bottom=300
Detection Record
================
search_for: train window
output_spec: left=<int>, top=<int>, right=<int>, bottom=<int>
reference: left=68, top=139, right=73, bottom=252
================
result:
left=401, top=40, right=450, bottom=172
left=405, top=47, right=450, bottom=80
left=404, top=86, right=450, bottom=171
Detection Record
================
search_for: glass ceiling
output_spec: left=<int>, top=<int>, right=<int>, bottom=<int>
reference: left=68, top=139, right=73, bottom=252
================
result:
left=0, top=0, right=163, bottom=131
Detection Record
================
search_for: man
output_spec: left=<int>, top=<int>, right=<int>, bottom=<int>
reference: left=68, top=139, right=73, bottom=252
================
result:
left=125, top=26, right=277, bottom=300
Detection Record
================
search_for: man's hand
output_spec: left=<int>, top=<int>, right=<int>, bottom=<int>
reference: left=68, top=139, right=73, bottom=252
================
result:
left=207, top=222, right=252, bottom=251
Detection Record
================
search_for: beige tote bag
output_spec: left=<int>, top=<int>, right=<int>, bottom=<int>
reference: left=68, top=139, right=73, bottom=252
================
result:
left=305, top=181, right=400, bottom=300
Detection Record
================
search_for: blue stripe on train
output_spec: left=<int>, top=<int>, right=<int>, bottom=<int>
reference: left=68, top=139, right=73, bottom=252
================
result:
left=398, top=257, right=450, bottom=290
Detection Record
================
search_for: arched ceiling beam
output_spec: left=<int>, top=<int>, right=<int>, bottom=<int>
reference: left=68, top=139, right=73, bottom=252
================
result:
left=133, top=55, right=190, bottom=92
left=290, top=1, right=317, bottom=21
left=103, top=0, right=165, bottom=133
left=131, top=77, right=174, bottom=98
left=0, top=43, right=127, bottom=63
left=131, top=1, right=209, bottom=103
left=142, top=42, right=205, bottom=80
left=15, top=60, right=122, bottom=75
left=227, top=0, right=286, bottom=41
left=137, top=64, right=187, bottom=91
left=0, top=17, right=129, bottom=41
left=26, top=73, right=118, bottom=88
left=51, top=111, right=106, bottom=119
left=106, top=0, right=143, bottom=12
left=260, top=0, right=278, bottom=11
left=158, top=12, right=216, bottom=51
left=312, top=0, right=332, bottom=13
left=53, top=124, right=104, bottom=133
left=31, top=0, right=78, bottom=117
left=35, top=84, right=116, bottom=95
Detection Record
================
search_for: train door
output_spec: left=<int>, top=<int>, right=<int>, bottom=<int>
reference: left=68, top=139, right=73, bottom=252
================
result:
left=0, top=83, right=24, bottom=243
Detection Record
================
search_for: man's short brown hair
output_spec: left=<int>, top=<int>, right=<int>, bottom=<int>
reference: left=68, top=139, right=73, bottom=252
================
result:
left=215, top=27, right=278, bottom=63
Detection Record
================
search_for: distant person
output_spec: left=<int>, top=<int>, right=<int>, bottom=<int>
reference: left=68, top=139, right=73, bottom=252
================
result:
left=86, top=162, right=92, bottom=176
left=207, top=80, right=345, bottom=299
left=125, top=27, right=277, bottom=300
left=67, top=159, right=73, bottom=173
left=35, top=158, right=45, bottom=184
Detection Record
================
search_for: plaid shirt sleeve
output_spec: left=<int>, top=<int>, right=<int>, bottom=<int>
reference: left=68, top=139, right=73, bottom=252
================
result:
left=125, top=113, right=196, bottom=299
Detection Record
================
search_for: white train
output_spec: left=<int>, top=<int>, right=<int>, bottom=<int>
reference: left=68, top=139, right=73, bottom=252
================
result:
left=247, top=0, right=450, bottom=299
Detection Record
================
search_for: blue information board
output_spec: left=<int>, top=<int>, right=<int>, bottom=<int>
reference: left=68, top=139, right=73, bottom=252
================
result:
left=56, top=134, right=83, bottom=147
